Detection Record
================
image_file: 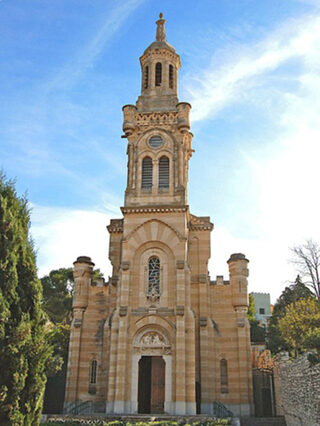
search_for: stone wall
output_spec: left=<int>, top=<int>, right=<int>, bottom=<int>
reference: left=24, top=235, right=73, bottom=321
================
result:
left=274, top=353, right=320, bottom=426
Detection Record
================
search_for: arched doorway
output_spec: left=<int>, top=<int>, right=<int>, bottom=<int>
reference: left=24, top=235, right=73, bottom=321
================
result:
left=131, top=329, right=172, bottom=414
left=138, top=356, right=165, bottom=413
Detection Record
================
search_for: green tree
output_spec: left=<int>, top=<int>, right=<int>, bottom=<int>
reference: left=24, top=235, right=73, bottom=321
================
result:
left=41, top=268, right=74, bottom=324
left=41, top=267, right=103, bottom=325
left=0, top=174, right=52, bottom=425
left=278, top=298, right=320, bottom=356
left=267, top=275, right=314, bottom=354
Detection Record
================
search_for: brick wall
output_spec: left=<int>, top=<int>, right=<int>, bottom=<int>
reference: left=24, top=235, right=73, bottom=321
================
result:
left=274, top=353, right=320, bottom=426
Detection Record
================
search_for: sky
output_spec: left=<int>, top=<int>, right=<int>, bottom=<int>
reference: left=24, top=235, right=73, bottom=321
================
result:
left=1, top=0, right=320, bottom=302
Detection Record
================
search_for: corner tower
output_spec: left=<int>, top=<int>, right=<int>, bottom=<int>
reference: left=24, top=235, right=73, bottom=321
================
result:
left=64, top=14, right=253, bottom=418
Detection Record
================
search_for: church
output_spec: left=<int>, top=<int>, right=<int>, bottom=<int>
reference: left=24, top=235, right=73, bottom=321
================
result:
left=64, top=14, right=253, bottom=417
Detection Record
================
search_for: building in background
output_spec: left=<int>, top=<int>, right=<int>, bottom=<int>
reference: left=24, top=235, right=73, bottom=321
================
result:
left=250, top=292, right=272, bottom=326
left=64, top=15, right=254, bottom=417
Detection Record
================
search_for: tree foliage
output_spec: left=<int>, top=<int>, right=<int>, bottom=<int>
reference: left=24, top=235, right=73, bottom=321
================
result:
left=0, top=174, right=52, bottom=425
left=41, top=268, right=74, bottom=325
left=267, top=275, right=315, bottom=354
left=278, top=298, right=320, bottom=355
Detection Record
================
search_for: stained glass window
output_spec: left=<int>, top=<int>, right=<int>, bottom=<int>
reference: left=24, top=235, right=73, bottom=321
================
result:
left=148, top=256, right=160, bottom=294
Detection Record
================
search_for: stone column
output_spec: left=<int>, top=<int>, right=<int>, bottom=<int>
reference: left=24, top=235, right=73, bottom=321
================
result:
left=175, top=260, right=186, bottom=414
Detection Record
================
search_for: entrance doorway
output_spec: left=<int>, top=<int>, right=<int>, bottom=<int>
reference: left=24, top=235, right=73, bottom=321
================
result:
left=138, top=356, right=165, bottom=413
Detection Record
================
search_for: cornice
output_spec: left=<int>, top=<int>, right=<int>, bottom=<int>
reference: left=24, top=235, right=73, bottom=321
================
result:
left=107, top=219, right=124, bottom=233
left=121, top=205, right=189, bottom=214
left=188, top=214, right=214, bottom=231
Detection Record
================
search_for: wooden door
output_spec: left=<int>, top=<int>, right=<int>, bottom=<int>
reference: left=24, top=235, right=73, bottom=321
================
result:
left=150, top=356, right=165, bottom=413
left=138, top=356, right=165, bottom=414
left=138, top=357, right=151, bottom=413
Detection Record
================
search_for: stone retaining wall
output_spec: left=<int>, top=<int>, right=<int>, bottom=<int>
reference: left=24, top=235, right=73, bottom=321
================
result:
left=274, top=353, right=320, bottom=426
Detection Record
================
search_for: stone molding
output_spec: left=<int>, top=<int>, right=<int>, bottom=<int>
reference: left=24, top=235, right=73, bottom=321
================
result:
left=188, top=214, right=213, bottom=231
left=140, top=48, right=181, bottom=67
left=200, top=317, right=207, bottom=327
left=121, top=205, right=188, bottom=214
left=135, top=111, right=178, bottom=127
left=107, top=219, right=123, bottom=233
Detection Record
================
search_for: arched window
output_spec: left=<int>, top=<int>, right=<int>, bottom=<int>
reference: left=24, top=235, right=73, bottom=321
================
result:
left=155, top=62, right=162, bottom=86
left=141, top=157, right=153, bottom=189
left=144, top=65, right=149, bottom=89
left=90, top=359, right=97, bottom=385
left=169, top=64, right=174, bottom=89
left=148, top=256, right=160, bottom=295
left=159, top=156, right=169, bottom=189
left=220, top=359, right=228, bottom=393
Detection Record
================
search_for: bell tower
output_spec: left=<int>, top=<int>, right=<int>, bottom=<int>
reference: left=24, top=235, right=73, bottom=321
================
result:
left=122, top=13, right=193, bottom=208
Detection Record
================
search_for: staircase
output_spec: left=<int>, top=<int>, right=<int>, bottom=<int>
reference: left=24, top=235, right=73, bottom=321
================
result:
left=241, top=417, right=286, bottom=426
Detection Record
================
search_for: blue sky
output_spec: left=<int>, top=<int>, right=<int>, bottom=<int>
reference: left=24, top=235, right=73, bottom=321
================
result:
left=1, top=0, right=320, bottom=301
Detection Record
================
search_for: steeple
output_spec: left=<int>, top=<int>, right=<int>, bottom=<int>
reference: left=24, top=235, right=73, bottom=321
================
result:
left=156, top=13, right=166, bottom=42
left=136, top=14, right=181, bottom=112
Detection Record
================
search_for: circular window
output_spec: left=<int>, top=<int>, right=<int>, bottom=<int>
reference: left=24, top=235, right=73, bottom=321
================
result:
left=149, top=136, right=163, bottom=148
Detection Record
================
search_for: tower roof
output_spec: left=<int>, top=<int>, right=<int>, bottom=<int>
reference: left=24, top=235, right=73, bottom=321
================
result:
left=143, top=13, right=176, bottom=55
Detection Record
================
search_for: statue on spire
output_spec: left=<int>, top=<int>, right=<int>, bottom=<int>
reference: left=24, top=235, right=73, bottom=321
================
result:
left=156, top=13, right=166, bottom=42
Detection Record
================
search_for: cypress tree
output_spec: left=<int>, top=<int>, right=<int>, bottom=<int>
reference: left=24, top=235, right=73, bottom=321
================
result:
left=0, top=174, right=51, bottom=425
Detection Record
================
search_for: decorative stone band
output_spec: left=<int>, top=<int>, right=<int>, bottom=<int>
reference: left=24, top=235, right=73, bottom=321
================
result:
left=121, top=205, right=189, bottom=214
left=131, top=307, right=175, bottom=316
left=176, top=260, right=185, bottom=269
left=140, top=48, right=181, bottom=66
left=200, top=316, right=208, bottom=327
left=135, top=111, right=178, bottom=126
left=176, top=305, right=184, bottom=316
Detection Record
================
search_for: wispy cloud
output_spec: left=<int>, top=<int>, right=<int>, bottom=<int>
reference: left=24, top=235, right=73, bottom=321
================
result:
left=46, top=0, right=146, bottom=91
left=184, top=13, right=320, bottom=121
left=187, top=12, right=320, bottom=301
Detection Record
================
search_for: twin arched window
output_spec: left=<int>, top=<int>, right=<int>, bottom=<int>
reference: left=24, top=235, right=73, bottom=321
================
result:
left=148, top=256, right=160, bottom=295
left=159, top=156, right=169, bottom=188
left=141, top=157, right=153, bottom=188
left=141, top=156, right=169, bottom=189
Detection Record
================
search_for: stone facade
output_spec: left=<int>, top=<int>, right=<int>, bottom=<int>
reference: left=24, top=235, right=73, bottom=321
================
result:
left=274, top=353, right=320, bottom=426
left=64, top=15, right=254, bottom=417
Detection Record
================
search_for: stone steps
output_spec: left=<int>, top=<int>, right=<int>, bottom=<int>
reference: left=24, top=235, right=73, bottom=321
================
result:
left=240, top=416, right=286, bottom=426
